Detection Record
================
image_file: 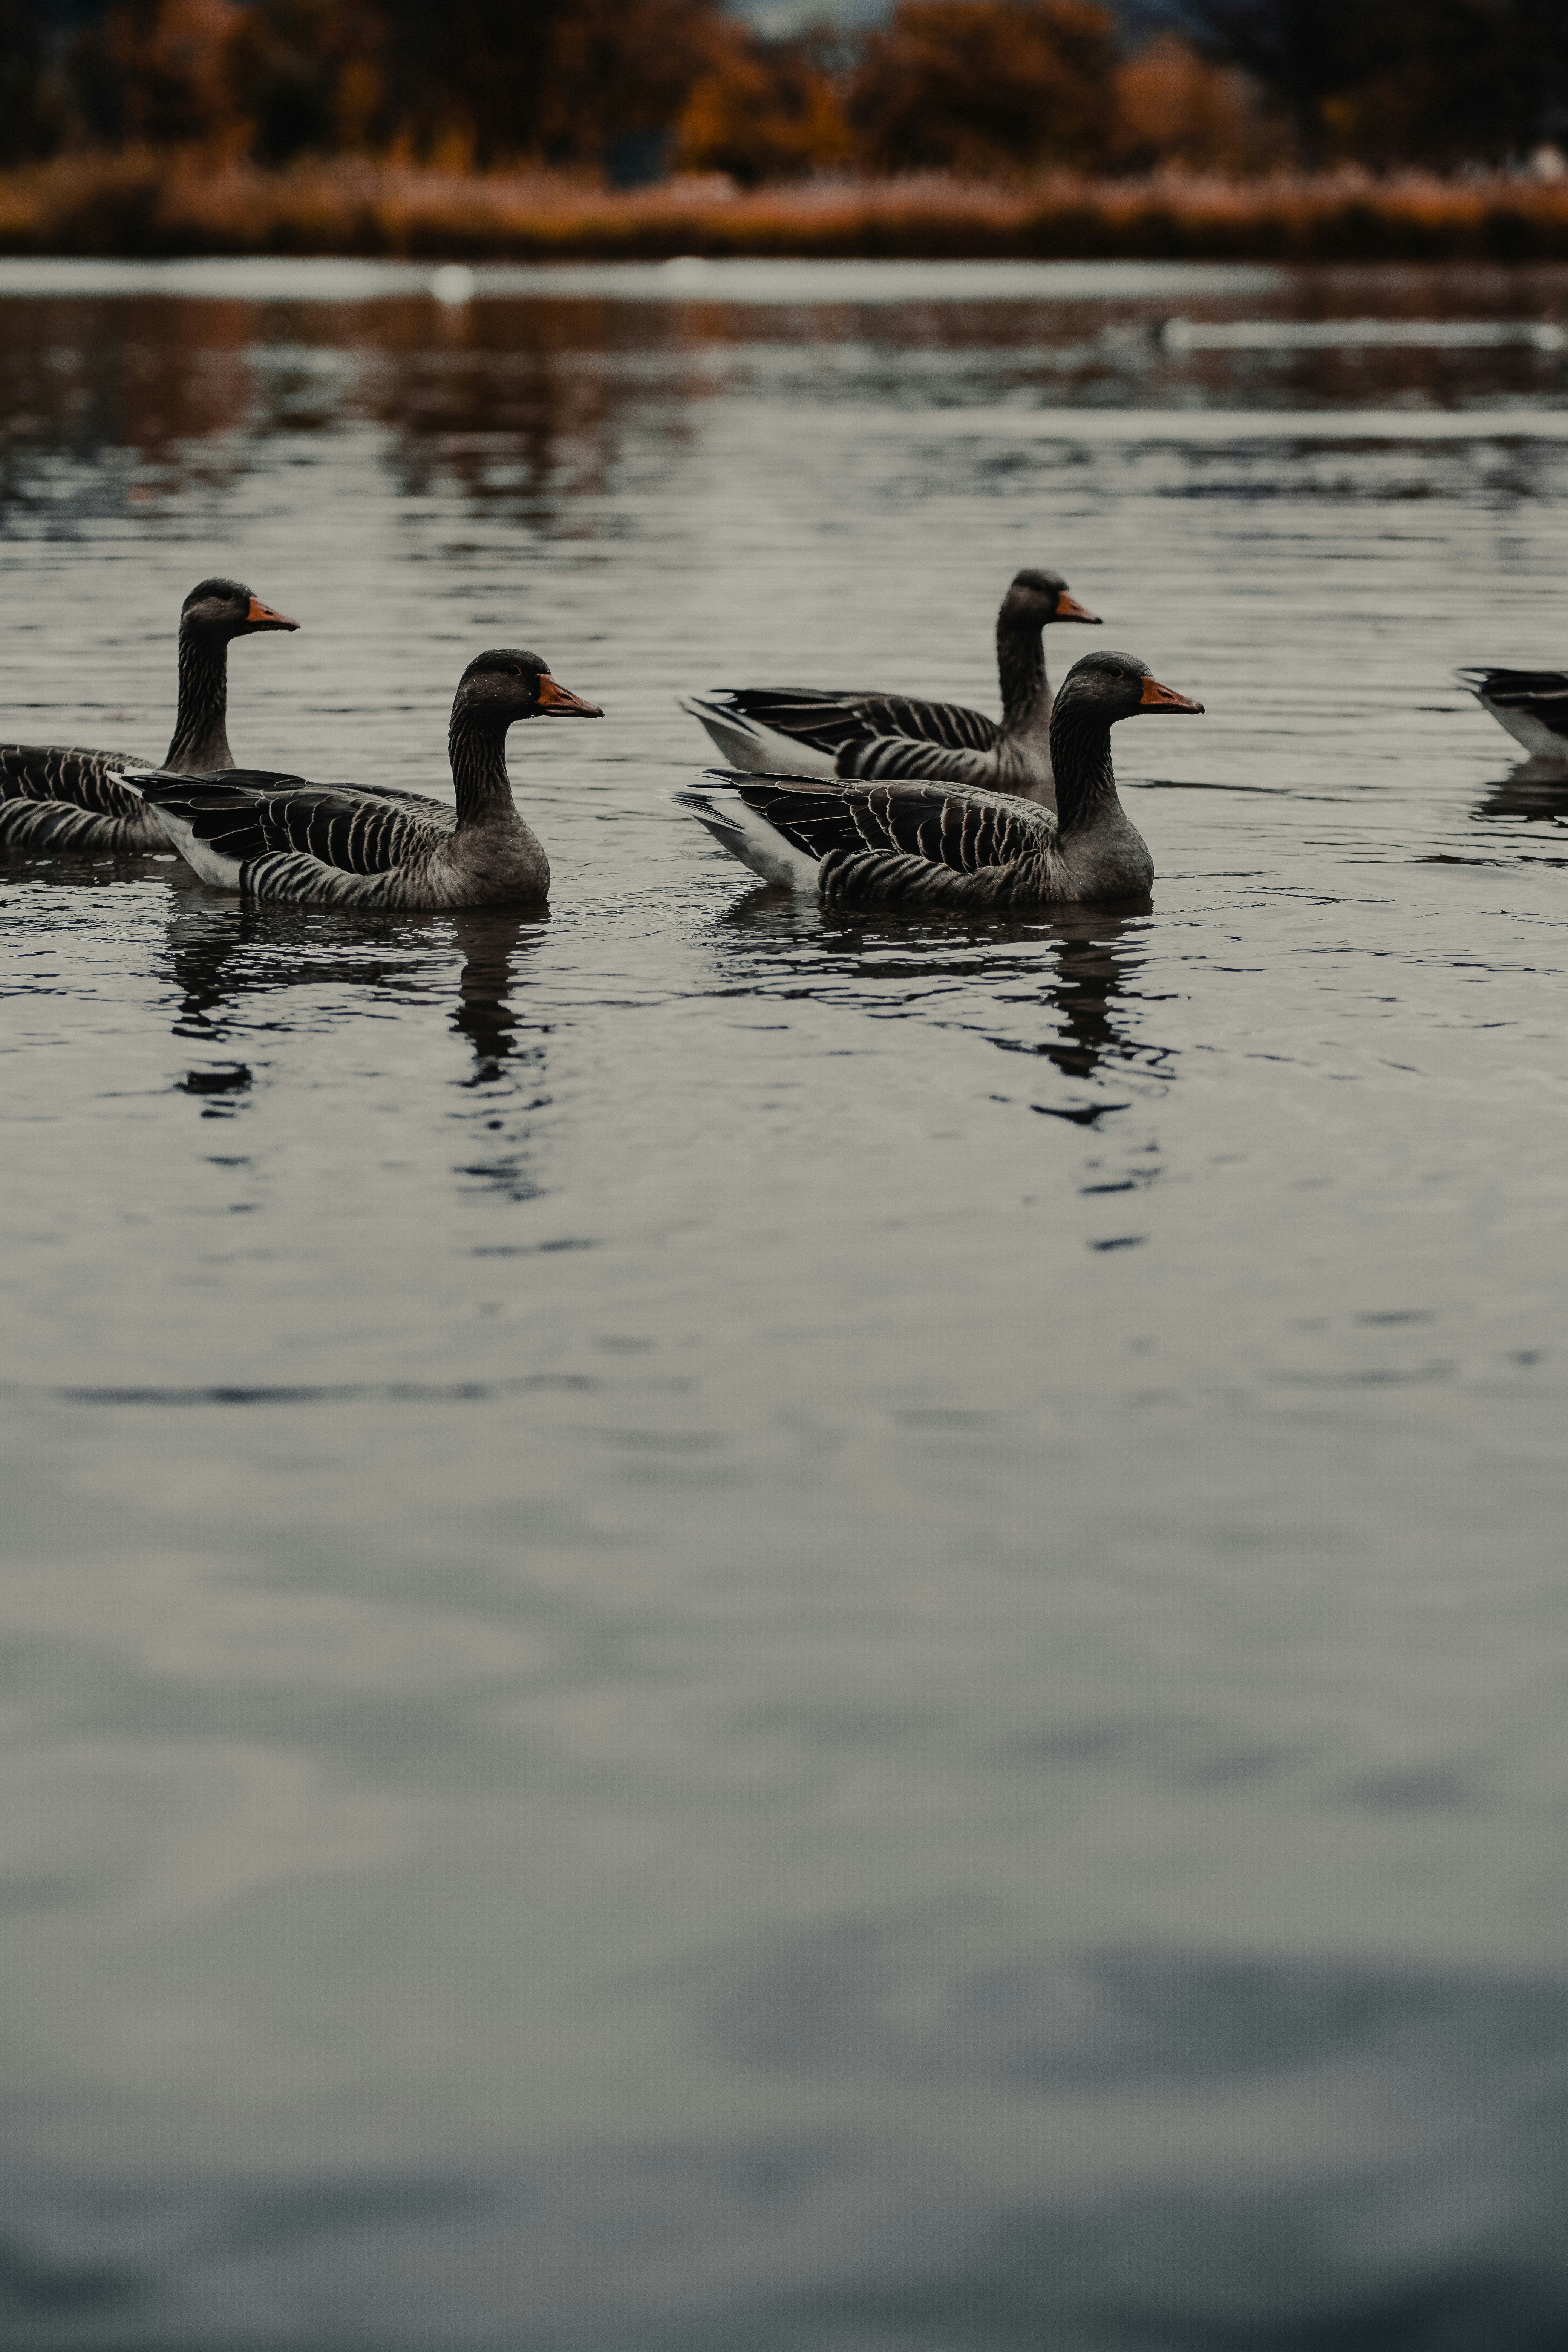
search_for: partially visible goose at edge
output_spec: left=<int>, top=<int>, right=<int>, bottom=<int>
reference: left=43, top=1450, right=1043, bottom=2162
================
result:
left=1456, top=664, right=1568, bottom=766
left=115, top=649, right=602, bottom=910
left=0, top=577, right=298, bottom=852
left=676, top=651, right=1201, bottom=912
left=681, top=568, right=1102, bottom=809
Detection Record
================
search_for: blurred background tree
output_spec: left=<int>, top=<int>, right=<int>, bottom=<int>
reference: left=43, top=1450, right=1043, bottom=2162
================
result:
left=224, top=0, right=386, bottom=164
left=675, top=23, right=854, bottom=184
left=850, top=0, right=1120, bottom=174
left=72, top=0, right=245, bottom=149
left=2, top=0, right=1566, bottom=179
left=0, top=0, right=59, bottom=162
left=364, top=0, right=720, bottom=172
left=1110, top=32, right=1271, bottom=172
left=1178, top=0, right=1568, bottom=168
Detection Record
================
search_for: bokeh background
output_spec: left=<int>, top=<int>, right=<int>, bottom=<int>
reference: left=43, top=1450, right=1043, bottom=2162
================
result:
left=3, top=0, right=1567, bottom=188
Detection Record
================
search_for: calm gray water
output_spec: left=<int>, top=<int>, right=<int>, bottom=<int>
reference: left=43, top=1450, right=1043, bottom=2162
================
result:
left=2, top=257, right=1567, bottom=2350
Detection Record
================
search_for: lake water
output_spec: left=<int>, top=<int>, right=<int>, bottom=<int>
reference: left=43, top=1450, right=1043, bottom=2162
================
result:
left=2, top=255, right=1567, bottom=2349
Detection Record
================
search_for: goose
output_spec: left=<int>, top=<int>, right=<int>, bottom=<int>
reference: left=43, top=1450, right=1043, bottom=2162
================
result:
left=115, top=649, right=602, bottom=910
left=675, top=651, right=1200, bottom=912
left=1455, top=665, right=1568, bottom=766
left=0, top=577, right=298, bottom=852
left=681, top=568, right=1102, bottom=809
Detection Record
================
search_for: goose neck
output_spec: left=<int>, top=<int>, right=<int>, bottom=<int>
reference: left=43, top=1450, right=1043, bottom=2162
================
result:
left=1046, top=705, right=1119, bottom=833
left=449, top=707, right=517, bottom=826
left=995, top=608, right=1050, bottom=738
left=165, top=625, right=234, bottom=771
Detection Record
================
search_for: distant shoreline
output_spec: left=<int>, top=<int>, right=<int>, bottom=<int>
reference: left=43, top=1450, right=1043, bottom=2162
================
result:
left=4, top=153, right=1568, bottom=266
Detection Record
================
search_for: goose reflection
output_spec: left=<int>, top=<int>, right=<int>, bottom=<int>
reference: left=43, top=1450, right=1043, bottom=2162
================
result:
left=162, top=889, right=548, bottom=1184
left=1472, top=758, right=1568, bottom=831
left=448, top=906, right=536, bottom=1084
left=1021, top=911, right=1164, bottom=1086
left=712, top=890, right=1164, bottom=1095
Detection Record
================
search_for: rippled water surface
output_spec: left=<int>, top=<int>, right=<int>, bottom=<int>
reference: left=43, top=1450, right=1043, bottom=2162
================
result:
left=3, top=257, right=1568, bottom=2349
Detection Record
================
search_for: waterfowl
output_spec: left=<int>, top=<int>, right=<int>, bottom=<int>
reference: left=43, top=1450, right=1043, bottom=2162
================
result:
left=117, top=649, right=602, bottom=910
left=676, top=651, right=1200, bottom=912
left=0, top=577, right=298, bottom=852
left=681, top=568, right=1102, bottom=808
left=1455, top=665, right=1568, bottom=766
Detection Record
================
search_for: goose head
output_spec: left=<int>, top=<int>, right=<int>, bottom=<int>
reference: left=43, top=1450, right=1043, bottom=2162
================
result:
left=452, top=648, right=604, bottom=728
left=1002, top=568, right=1101, bottom=628
left=1057, top=650, right=1204, bottom=724
left=180, top=577, right=299, bottom=639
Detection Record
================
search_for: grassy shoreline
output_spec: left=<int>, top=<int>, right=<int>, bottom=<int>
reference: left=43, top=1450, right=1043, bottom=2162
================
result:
left=4, top=152, right=1568, bottom=266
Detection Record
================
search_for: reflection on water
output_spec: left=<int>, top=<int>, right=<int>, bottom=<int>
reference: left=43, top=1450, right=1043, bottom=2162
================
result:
left=715, top=895, right=1162, bottom=1093
left=448, top=907, right=537, bottom=1084
left=161, top=889, right=550, bottom=1194
left=4, top=260, right=1566, bottom=530
left=3, top=260, right=1568, bottom=2350
left=1472, top=757, right=1568, bottom=836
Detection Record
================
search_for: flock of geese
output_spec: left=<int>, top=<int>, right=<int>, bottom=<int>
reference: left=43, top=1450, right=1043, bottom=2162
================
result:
left=1, top=572, right=1561, bottom=914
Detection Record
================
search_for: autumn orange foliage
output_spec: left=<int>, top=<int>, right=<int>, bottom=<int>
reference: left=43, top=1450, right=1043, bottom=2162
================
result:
left=1112, top=38, right=1272, bottom=176
left=675, top=29, right=854, bottom=187
left=8, top=0, right=1568, bottom=222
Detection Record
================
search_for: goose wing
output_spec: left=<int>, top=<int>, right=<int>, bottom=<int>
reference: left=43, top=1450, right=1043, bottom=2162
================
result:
left=832, top=732, right=1004, bottom=786
left=1, top=743, right=153, bottom=821
left=684, top=686, right=999, bottom=771
left=759, top=688, right=1000, bottom=758
left=130, top=768, right=450, bottom=874
left=717, top=771, right=1050, bottom=872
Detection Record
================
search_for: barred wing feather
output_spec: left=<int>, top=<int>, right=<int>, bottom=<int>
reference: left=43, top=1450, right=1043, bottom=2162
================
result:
left=134, top=769, right=449, bottom=874
left=834, top=733, right=1001, bottom=787
left=764, top=688, right=999, bottom=759
left=1, top=743, right=152, bottom=819
left=689, top=687, right=1000, bottom=773
left=733, top=773, right=1050, bottom=873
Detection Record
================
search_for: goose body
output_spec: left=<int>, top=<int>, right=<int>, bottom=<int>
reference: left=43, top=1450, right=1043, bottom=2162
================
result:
left=117, top=649, right=601, bottom=910
left=681, top=569, right=1101, bottom=808
left=677, top=651, right=1200, bottom=912
left=0, top=579, right=297, bottom=852
left=1456, top=666, right=1568, bottom=765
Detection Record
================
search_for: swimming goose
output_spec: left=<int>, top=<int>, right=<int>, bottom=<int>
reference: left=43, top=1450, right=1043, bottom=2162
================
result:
left=681, top=568, right=1101, bottom=808
left=676, top=651, right=1200, bottom=911
left=117, top=649, right=602, bottom=909
left=1456, top=665, right=1568, bottom=765
left=0, top=577, right=298, bottom=852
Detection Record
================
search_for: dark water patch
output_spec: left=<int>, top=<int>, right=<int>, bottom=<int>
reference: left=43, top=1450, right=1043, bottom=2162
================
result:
left=18, top=1374, right=599, bottom=1407
left=712, top=1932, right=1568, bottom=2090
left=0, top=2233, right=148, bottom=2320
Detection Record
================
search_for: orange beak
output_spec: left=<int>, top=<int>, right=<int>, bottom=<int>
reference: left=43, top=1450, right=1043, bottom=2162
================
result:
left=1055, top=592, right=1101, bottom=624
left=1139, top=675, right=1203, bottom=714
left=245, top=596, right=298, bottom=632
left=536, top=673, right=604, bottom=717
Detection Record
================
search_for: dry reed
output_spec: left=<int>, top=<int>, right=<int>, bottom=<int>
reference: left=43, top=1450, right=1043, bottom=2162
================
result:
left=3, top=150, right=1568, bottom=263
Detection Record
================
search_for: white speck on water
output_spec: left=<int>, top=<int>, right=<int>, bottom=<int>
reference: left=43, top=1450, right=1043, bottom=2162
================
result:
left=430, top=263, right=479, bottom=305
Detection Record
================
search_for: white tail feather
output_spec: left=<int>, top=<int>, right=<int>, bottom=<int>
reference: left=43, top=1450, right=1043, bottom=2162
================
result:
left=109, top=768, right=244, bottom=888
left=678, top=693, right=838, bottom=780
left=672, top=786, right=822, bottom=891
left=1476, top=700, right=1568, bottom=765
